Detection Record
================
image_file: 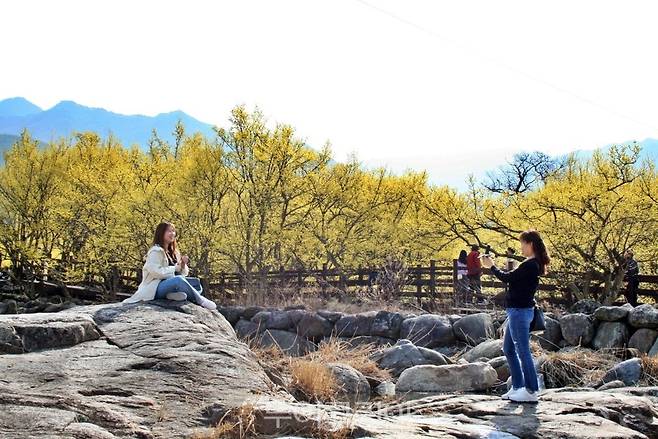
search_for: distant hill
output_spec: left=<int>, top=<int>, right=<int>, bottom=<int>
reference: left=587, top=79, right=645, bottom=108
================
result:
left=0, top=97, right=216, bottom=148
left=572, top=138, right=658, bottom=163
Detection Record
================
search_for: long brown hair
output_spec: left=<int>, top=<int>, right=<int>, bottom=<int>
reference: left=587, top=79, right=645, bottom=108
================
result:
left=153, top=222, right=180, bottom=264
left=520, top=229, right=550, bottom=275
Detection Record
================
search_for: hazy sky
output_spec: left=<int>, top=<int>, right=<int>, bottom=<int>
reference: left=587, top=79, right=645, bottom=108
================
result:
left=2, top=0, right=657, bottom=188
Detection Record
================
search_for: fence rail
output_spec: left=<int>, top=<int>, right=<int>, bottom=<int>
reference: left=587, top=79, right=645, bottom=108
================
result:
left=101, top=260, right=658, bottom=306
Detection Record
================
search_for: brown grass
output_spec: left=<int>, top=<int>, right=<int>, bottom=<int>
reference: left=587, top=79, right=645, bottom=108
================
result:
left=190, top=404, right=257, bottom=439
left=307, top=337, right=392, bottom=381
left=192, top=404, right=258, bottom=439
left=640, top=355, right=658, bottom=386
left=540, top=348, right=619, bottom=388
left=289, top=359, right=338, bottom=403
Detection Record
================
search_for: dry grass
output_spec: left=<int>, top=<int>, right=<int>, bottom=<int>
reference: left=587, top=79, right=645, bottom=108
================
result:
left=640, top=355, right=658, bottom=386
left=190, top=404, right=257, bottom=439
left=540, top=348, right=619, bottom=388
left=307, top=337, right=392, bottom=381
left=289, top=359, right=338, bottom=403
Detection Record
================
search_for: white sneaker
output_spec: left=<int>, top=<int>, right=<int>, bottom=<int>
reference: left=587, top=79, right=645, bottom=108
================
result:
left=166, top=292, right=187, bottom=301
left=501, top=387, right=522, bottom=400
left=508, top=388, right=539, bottom=403
left=200, top=297, right=217, bottom=311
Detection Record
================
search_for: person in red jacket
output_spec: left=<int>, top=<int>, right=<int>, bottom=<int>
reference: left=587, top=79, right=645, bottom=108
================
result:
left=466, top=245, right=482, bottom=300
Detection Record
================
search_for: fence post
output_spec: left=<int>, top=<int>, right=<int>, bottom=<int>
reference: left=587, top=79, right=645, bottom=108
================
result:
left=415, top=264, right=422, bottom=307
left=321, top=263, right=328, bottom=295
left=279, top=265, right=285, bottom=289
left=429, top=259, right=437, bottom=298
left=110, top=265, right=119, bottom=297
left=339, top=269, right=347, bottom=291
left=296, top=266, right=303, bottom=294
left=452, top=259, right=458, bottom=297
left=219, top=273, right=226, bottom=295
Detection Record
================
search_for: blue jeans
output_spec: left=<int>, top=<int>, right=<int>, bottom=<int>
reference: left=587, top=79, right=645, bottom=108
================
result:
left=504, top=307, right=539, bottom=392
left=155, top=275, right=204, bottom=305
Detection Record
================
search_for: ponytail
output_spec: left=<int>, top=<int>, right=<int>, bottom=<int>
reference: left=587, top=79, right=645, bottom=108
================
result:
left=520, top=230, right=550, bottom=275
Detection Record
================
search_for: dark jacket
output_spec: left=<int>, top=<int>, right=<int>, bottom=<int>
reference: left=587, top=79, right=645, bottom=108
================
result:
left=491, top=258, right=540, bottom=308
left=624, top=258, right=639, bottom=281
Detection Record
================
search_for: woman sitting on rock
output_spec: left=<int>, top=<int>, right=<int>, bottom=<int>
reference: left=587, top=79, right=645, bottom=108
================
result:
left=480, top=230, right=550, bottom=403
left=122, top=222, right=217, bottom=310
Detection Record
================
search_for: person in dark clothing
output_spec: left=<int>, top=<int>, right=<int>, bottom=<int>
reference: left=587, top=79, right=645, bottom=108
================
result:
left=466, top=245, right=482, bottom=300
left=455, top=250, right=469, bottom=304
left=623, top=249, right=640, bottom=306
left=481, top=230, right=550, bottom=403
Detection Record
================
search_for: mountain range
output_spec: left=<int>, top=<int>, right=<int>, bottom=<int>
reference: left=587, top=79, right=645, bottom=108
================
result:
left=0, top=97, right=215, bottom=149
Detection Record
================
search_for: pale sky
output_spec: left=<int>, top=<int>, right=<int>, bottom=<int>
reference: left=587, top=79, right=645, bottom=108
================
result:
left=2, top=0, right=657, bottom=188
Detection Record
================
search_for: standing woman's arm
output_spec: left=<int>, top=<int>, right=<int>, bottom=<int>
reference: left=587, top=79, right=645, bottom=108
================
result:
left=490, top=260, right=533, bottom=283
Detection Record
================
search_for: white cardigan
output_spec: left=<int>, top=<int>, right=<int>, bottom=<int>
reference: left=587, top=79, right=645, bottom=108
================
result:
left=122, top=245, right=189, bottom=304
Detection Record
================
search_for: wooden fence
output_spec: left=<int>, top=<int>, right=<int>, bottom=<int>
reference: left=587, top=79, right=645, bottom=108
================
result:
left=105, top=260, right=658, bottom=306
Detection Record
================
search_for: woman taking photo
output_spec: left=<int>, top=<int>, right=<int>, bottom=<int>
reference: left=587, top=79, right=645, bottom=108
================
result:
left=122, top=222, right=217, bottom=310
left=480, top=230, right=550, bottom=403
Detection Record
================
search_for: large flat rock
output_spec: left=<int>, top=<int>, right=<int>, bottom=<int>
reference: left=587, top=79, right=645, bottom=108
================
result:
left=242, top=389, right=658, bottom=439
left=0, top=301, right=273, bottom=438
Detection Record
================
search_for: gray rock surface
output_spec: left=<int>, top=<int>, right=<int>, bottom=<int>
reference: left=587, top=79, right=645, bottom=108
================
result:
left=629, top=329, right=658, bottom=354
left=372, top=339, right=449, bottom=377
left=629, top=304, right=658, bottom=329
left=559, top=313, right=595, bottom=346
left=396, top=362, right=498, bottom=393
left=326, top=362, right=371, bottom=402
left=463, top=339, right=504, bottom=362
left=594, top=304, right=633, bottom=322
left=452, top=313, right=494, bottom=345
left=592, top=321, right=630, bottom=349
left=0, top=300, right=273, bottom=438
left=399, top=314, right=456, bottom=348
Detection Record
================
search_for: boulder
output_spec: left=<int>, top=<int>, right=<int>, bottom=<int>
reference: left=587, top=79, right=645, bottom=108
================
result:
left=537, top=316, right=562, bottom=351
left=296, top=312, right=333, bottom=340
left=399, top=314, right=455, bottom=348
left=559, top=313, right=595, bottom=346
left=235, top=318, right=262, bottom=339
left=257, top=329, right=316, bottom=356
left=370, top=310, right=404, bottom=339
left=217, top=305, right=245, bottom=324
left=463, top=339, right=504, bottom=362
left=628, top=329, right=658, bottom=354
left=650, top=338, right=658, bottom=357
left=252, top=310, right=293, bottom=330
left=396, top=362, right=497, bottom=393
left=452, top=313, right=494, bottom=345
left=334, top=312, right=376, bottom=337
left=316, top=309, right=344, bottom=323
left=592, top=321, right=630, bottom=350
left=326, top=362, right=371, bottom=402
left=593, top=304, right=633, bottom=322
left=372, top=339, right=449, bottom=377
left=628, top=304, right=658, bottom=329
left=569, top=299, right=602, bottom=315
left=374, top=381, right=396, bottom=397
left=600, top=358, right=643, bottom=386
left=487, top=356, right=510, bottom=381
left=243, top=306, right=266, bottom=320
